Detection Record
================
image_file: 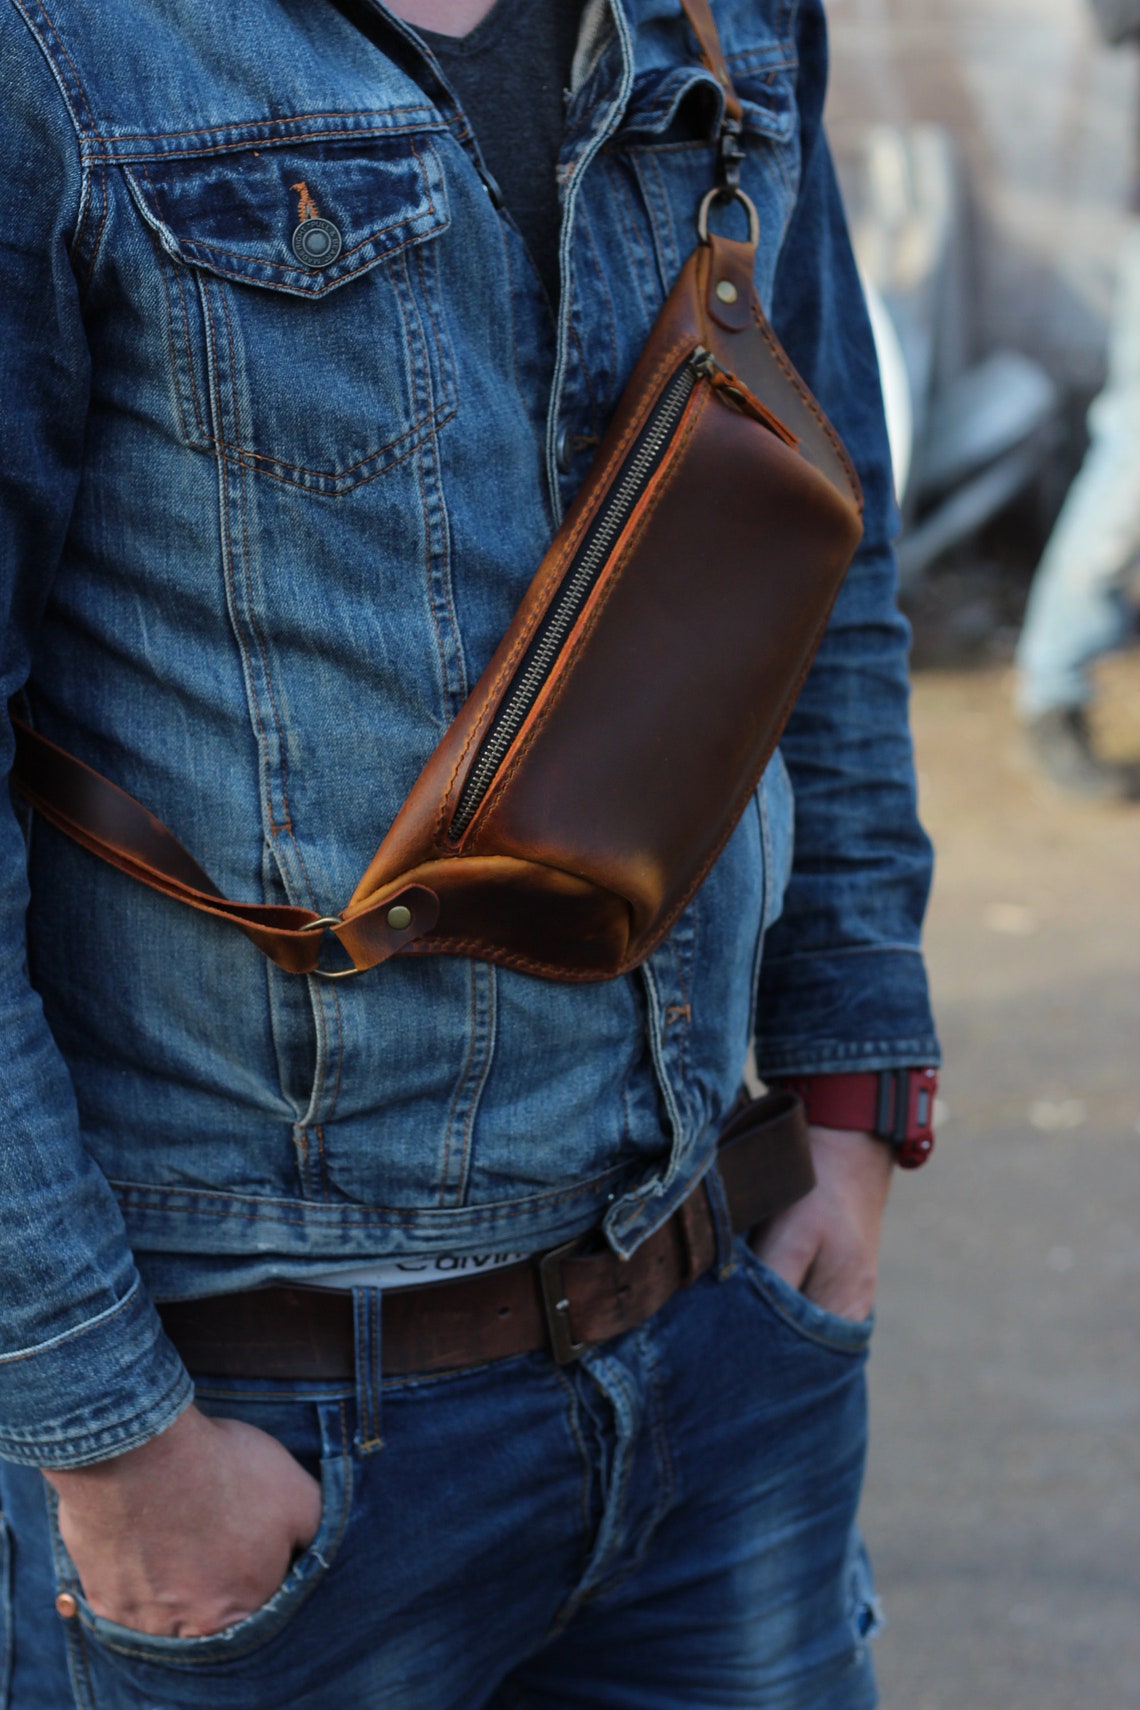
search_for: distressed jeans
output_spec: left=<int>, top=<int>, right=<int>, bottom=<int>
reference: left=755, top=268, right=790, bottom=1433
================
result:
left=0, top=1243, right=880, bottom=1710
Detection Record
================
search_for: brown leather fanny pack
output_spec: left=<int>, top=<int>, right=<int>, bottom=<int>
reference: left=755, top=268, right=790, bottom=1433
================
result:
left=157, top=1089, right=814, bottom=1378
left=9, top=1, right=863, bottom=984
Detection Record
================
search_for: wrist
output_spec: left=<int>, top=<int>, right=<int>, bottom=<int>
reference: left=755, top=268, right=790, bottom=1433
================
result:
left=42, top=1403, right=206, bottom=1512
left=770, top=1068, right=939, bottom=1168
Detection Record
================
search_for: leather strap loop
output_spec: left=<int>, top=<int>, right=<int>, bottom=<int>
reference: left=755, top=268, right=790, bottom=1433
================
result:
left=678, top=0, right=744, bottom=127
left=10, top=718, right=438, bottom=975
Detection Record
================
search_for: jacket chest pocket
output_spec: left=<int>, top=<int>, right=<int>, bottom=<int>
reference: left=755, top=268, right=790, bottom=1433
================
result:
left=130, top=131, right=455, bottom=494
left=610, top=28, right=800, bottom=311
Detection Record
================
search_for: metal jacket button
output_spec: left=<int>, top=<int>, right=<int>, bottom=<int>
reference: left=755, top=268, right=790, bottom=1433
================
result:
left=291, top=218, right=342, bottom=268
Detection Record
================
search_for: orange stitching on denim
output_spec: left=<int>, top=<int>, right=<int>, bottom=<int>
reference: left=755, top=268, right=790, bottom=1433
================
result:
left=173, top=265, right=208, bottom=438
left=226, top=413, right=428, bottom=479
left=31, top=0, right=96, bottom=131
left=95, top=107, right=438, bottom=145
left=224, top=412, right=449, bottom=493
left=323, top=983, right=345, bottom=1130
left=414, top=218, right=456, bottom=416
left=109, top=1167, right=627, bottom=1222
left=205, top=286, right=292, bottom=905
left=84, top=125, right=440, bottom=165
left=158, top=247, right=193, bottom=444
left=453, top=965, right=492, bottom=1210
left=290, top=180, right=319, bottom=223
left=220, top=289, right=319, bottom=889
left=419, top=461, right=456, bottom=736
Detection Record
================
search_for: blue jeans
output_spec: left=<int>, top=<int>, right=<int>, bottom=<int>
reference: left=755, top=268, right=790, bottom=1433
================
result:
left=0, top=1246, right=879, bottom=1709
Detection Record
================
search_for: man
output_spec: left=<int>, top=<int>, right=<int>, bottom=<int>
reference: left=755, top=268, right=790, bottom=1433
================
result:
left=0, top=1, right=939, bottom=1705
left=1014, top=0, right=1140, bottom=799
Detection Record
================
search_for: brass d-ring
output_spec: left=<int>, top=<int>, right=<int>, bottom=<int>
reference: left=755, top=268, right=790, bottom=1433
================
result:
left=300, top=915, right=363, bottom=980
left=697, top=186, right=760, bottom=247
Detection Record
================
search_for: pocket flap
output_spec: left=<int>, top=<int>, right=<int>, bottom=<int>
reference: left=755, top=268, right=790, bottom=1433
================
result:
left=130, top=134, right=449, bottom=298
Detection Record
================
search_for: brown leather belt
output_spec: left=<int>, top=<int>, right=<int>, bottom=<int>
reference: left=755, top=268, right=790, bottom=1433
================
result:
left=158, top=1092, right=812, bottom=1380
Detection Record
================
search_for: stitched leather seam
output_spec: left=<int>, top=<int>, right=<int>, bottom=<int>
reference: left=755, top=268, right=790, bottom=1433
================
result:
left=473, top=387, right=703, bottom=831
left=441, top=333, right=694, bottom=842
left=751, top=307, right=863, bottom=509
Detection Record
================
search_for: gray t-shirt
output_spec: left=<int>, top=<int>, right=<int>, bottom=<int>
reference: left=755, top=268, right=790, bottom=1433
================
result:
left=419, top=0, right=586, bottom=305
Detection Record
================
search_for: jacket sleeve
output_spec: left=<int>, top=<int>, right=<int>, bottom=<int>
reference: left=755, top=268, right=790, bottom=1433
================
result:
left=0, top=8, right=192, bottom=1467
left=752, top=0, right=940, bottom=1078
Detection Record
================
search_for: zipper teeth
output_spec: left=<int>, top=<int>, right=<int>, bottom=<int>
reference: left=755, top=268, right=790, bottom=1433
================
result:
left=450, top=357, right=699, bottom=839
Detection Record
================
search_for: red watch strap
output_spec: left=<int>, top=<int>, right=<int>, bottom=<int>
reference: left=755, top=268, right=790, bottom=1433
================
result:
left=769, top=1069, right=938, bottom=1168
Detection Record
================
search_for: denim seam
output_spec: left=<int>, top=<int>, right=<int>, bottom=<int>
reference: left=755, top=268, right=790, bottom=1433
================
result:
left=549, top=1363, right=594, bottom=1561
left=44, top=1484, right=97, bottom=1710
left=225, top=407, right=453, bottom=492
left=86, top=108, right=445, bottom=150
left=1, top=1362, right=194, bottom=1463
left=221, top=285, right=314, bottom=893
left=588, top=1328, right=675, bottom=1602
left=0, top=1279, right=141, bottom=1366
left=109, top=1165, right=629, bottom=1223
left=414, top=223, right=458, bottom=419
left=193, top=1385, right=353, bottom=1403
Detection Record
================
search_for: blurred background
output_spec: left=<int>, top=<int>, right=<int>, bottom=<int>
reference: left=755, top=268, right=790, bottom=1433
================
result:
left=824, top=1, right=1140, bottom=1705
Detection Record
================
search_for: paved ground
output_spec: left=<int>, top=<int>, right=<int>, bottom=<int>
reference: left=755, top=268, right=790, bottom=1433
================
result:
left=862, top=650, right=1140, bottom=1709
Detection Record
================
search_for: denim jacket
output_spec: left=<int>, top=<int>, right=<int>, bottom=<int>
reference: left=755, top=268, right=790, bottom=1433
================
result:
left=0, top=0, right=938, bottom=1467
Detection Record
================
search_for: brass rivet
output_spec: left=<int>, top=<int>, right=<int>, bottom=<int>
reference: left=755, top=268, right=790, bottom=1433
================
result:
left=386, top=904, right=412, bottom=931
left=715, top=279, right=739, bottom=304
left=55, top=1592, right=79, bottom=1619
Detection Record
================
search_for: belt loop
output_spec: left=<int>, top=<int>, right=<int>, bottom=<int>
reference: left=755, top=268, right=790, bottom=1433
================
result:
left=704, top=1160, right=737, bottom=1278
left=352, top=1286, right=384, bottom=1455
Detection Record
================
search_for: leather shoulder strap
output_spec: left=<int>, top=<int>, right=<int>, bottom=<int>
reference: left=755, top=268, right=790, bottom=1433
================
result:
left=678, top=0, right=743, bottom=126
left=9, top=718, right=436, bottom=976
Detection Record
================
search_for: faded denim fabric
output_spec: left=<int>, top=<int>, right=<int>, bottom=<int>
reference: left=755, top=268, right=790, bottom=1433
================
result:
left=0, top=1243, right=882, bottom=1710
left=0, top=0, right=938, bottom=1468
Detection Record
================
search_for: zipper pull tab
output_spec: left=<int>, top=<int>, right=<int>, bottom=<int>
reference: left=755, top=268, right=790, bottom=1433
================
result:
left=690, top=347, right=799, bottom=449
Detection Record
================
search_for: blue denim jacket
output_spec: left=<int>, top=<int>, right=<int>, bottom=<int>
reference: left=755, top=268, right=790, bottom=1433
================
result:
left=0, top=0, right=938, bottom=1467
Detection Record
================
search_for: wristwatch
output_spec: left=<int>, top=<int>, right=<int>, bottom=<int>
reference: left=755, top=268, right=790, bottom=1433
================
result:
left=768, top=1068, right=939, bottom=1169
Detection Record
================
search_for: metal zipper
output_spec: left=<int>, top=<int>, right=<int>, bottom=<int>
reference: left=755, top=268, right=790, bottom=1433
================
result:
left=450, top=348, right=712, bottom=840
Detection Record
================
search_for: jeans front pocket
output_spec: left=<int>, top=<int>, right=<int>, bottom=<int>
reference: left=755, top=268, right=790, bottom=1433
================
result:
left=735, top=1236, right=875, bottom=1357
left=48, top=1391, right=354, bottom=1707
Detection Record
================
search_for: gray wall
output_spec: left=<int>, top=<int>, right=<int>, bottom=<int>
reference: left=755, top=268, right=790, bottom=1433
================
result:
left=826, top=0, right=1137, bottom=386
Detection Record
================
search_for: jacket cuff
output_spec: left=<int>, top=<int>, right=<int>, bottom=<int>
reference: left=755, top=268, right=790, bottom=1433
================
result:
left=0, top=1276, right=193, bottom=1469
left=753, top=945, right=940, bottom=1077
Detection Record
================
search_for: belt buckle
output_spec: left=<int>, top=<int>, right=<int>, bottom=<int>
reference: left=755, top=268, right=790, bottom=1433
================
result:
left=537, top=1236, right=591, bottom=1365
